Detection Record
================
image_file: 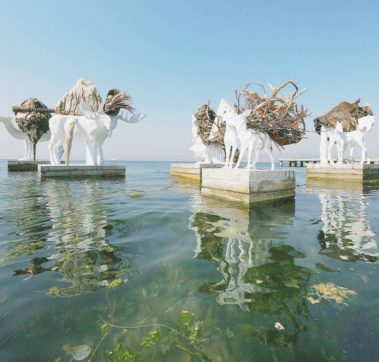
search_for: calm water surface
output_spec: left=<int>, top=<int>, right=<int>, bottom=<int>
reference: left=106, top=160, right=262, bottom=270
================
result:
left=0, top=160, right=378, bottom=361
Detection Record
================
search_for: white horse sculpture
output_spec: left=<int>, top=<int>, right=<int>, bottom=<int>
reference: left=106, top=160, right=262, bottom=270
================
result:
left=48, top=104, right=145, bottom=166
left=221, top=108, right=275, bottom=170
left=209, top=99, right=240, bottom=168
left=331, top=115, right=375, bottom=164
left=0, top=116, right=63, bottom=161
left=190, top=115, right=223, bottom=164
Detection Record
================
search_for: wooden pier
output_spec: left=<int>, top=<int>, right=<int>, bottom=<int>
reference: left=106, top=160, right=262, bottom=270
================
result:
left=279, top=158, right=379, bottom=167
left=279, top=159, right=320, bottom=167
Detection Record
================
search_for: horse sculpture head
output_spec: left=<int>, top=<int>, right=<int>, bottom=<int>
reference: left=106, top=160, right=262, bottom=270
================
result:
left=357, top=115, right=375, bottom=132
left=314, top=99, right=373, bottom=134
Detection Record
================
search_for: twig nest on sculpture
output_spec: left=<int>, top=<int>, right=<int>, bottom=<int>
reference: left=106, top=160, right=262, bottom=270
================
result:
left=194, top=104, right=225, bottom=147
left=55, top=78, right=102, bottom=115
left=236, top=81, right=308, bottom=146
left=103, top=89, right=134, bottom=116
left=14, top=98, right=51, bottom=144
left=314, top=99, right=373, bottom=134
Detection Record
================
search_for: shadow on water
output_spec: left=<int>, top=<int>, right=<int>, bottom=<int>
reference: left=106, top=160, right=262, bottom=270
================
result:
left=4, top=178, right=129, bottom=296
left=188, top=193, right=311, bottom=351
left=307, top=179, right=379, bottom=263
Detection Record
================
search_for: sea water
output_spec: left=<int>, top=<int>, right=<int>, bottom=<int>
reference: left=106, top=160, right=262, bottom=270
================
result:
left=0, top=160, right=378, bottom=361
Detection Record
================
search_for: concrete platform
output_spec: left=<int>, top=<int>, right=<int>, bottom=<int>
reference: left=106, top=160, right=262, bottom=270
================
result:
left=170, top=163, right=223, bottom=181
left=38, top=164, right=125, bottom=178
left=306, top=163, right=379, bottom=182
left=8, top=160, right=51, bottom=171
left=201, top=168, right=295, bottom=204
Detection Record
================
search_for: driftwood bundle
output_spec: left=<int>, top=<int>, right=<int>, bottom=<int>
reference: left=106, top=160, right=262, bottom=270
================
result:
left=194, top=104, right=225, bottom=146
left=237, top=81, right=308, bottom=146
left=13, top=98, right=51, bottom=159
left=103, top=89, right=134, bottom=116
left=314, top=100, right=373, bottom=134
left=55, top=78, right=102, bottom=115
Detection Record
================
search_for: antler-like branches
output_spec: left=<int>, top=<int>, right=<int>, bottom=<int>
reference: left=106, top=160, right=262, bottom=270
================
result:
left=235, top=80, right=308, bottom=146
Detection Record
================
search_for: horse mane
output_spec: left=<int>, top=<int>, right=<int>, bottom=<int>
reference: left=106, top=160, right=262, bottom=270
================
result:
left=56, top=78, right=102, bottom=115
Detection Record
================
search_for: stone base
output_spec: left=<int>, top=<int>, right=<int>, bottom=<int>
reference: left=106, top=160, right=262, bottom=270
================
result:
left=38, top=164, right=125, bottom=178
left=8, top=160, right=51, bottom=171
left=201, top=168, right=295, bottom=204
left=170, top=163, right=223, bottom=181
left=306, top=163, right=379, bottom=182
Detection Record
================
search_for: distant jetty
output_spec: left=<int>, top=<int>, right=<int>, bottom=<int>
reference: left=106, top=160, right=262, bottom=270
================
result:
left=279, top=158, right=379, bottom=167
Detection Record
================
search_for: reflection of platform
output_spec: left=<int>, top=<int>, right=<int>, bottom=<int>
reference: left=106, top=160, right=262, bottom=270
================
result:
left=306, top=163, right=379, bottom=182
left=8, top=160, right=51, bottom=171
left=38, top=164, right=125, bottom=178
left=170, top=163, right=223, bottom=181
left=201, top=168, right=295, bottom=204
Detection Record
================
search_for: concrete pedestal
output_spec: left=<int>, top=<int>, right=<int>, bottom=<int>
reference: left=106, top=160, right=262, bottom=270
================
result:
left=306, top=163, right=379, bottom=182
left=201, top=168, right=295, bottom=204
left=170, top=163, right=223, bottom=181
left=38, top=164, right=125, bottom=178
left=8, top=160, right=51, bottom=171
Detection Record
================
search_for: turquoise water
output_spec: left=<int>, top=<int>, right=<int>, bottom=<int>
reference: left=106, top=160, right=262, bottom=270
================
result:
left=0, top=160, right=378, bottom=361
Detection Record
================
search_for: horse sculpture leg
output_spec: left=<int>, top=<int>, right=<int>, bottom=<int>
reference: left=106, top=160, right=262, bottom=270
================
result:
left=235, top=145, right=246, bottom=169
left=265, top=143, right=275, bottom=170
left=86, top=142, right=94, bottom=165
left=97, top=145, right=104, bottom=165
left=224, top=144, right=231, bottom=168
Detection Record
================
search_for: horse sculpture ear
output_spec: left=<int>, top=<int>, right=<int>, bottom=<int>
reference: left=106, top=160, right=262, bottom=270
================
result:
left=80, top=103, right=96, bottom=119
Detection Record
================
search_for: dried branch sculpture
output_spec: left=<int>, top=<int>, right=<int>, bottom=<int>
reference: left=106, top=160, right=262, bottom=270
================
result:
left=12, top=98, right=51, bottom=160
left=190, top=103, right=225, bottom=164
left=49, top=79, right=145, bottom=166
left=236, top=81, right=308, bottom=146
left=55, top=78, right=102, bottom=115
left=313, top=99, right=373, bottom=164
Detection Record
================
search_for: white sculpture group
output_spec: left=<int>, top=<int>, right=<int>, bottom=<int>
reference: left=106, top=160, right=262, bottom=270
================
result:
left=49, top=104, right=144, bottom=166
left=192, top=99, right=275, bottom=170
left=320, top=115, right=375, bottom=165
left=0, top=79, right=145, bottom=165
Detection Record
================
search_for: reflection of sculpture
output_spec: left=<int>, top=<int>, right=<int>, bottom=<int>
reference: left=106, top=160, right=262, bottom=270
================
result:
left=189, top=196, right=311, bottom=346
left=42, top=179, right=126, bottom=296
left=5, top=178, right=128, bottom=296
left=317, top=188, right=378, bottom=262
left=190, top=104, right=224, bottom=163
left=314, top=100, right=373, bottom=164
left=48, top=79, right=145, bottom=166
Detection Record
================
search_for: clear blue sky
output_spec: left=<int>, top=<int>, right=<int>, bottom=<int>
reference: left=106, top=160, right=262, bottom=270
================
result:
left=1, top=0, right=378, bottom=161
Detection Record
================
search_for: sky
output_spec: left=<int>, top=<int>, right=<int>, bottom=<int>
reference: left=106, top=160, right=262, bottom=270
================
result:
left=1, top=0, right=379, bottom=161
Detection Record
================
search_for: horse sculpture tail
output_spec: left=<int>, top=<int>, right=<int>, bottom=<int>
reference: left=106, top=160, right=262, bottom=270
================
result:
left=65, top=118, right=78, bottom=166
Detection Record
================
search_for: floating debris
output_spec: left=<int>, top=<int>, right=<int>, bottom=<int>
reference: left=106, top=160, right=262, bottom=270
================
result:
left=107, top=279, right=122, bottom=289
left=274, top=322, right=285, bottom=331
left=128, top=191, right=144, bottom=198
left=72, top=345, right=91, bottom=361
left=308, top=282, right=357, bottom=305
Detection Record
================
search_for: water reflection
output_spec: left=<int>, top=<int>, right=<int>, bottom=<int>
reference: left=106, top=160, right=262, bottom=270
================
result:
left=307, top=180, right=379, bottom=262
left=189, top=195, right=311, bottom=346
left=7, top=179, right=127, bottom=296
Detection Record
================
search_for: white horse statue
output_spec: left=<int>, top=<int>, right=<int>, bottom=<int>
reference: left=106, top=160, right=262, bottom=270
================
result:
left=190, top=114, right=223, bottom=164
left=221, top=107, right=275, bottom=170
left=209, top=99, right=240, bottom=168
left=331, top=115, right=375, bottom=164
left=48, top=104, right=145, bottom=166
left=0, top=116, right=63, bottom=161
